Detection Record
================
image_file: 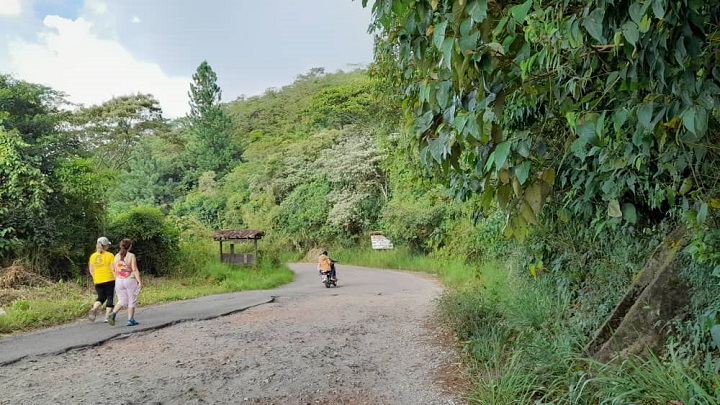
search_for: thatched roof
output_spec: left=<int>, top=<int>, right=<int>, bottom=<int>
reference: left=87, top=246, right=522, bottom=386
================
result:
left=213, top=229, right=265, bottom=241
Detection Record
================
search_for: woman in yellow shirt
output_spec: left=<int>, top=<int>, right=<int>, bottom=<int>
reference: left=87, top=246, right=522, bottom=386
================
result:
left=87, top=237, right=116, bottom=322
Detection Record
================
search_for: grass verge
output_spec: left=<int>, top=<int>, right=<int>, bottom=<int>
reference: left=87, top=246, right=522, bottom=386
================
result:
left=0, top=258, right=293, bottom=335
left=333, top=246, right=720, bottom=403
left=330, top=245, right=508, bottom=289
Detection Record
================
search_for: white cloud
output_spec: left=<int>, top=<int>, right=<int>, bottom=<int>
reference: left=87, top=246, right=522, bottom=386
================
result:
left=85, top=0, right=108, bottom=15
left=131, top=16, right=141, bottom=24
left=0, top=0, right=22, bottom=16
left=7, top=15, right=190, bottom=118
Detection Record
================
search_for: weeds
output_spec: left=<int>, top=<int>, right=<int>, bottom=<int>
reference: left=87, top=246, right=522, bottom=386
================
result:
left=0, top=253, right=293, bottom=334
left=585, top=348, right=720, bottom=404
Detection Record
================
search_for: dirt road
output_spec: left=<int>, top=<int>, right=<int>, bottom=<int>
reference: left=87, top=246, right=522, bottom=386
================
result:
left=0, top=263, right=465, bottom=405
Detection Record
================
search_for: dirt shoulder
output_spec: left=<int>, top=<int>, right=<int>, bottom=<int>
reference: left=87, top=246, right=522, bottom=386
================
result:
left=0, top=264, right=466, bottom=405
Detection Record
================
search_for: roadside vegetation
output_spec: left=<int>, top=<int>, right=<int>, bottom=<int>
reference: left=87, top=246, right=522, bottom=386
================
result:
left=2, top=1, right=720, bottom=401
left=0, top=252, right=292, bottom=334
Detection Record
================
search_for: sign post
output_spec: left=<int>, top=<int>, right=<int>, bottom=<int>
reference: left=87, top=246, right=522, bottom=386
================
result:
left=370, top=231, right=394, bottom=250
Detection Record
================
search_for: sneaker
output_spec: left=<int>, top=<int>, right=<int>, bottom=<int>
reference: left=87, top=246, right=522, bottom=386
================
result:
left=103, top=317, right=108, bottom=323
left=127, top=319, right=139, bottom=326
left=87, top=308, right=97, bottom=322
left=108, top=312, right=116, bottom=326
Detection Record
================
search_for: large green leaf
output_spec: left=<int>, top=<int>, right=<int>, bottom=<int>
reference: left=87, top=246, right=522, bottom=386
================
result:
left=514, top=161, right=531, bottom=185
left=682, top=106, right=708, bottom=137
left=413, top=111, right=434, bottom=134
left=433, top=20, right=448, bottom=50
left=525, top=182, right=543, bottom=214
left=622, top=203, right=637, bottom=224
left=652, top=0, right=666, bottom=18
left=467, top=0, right=487, bottom=22
left=622, top=21, right=639, bottom=46
left=697, top=202, right=708, bottom=224
left=612, top=109, right=628, bottom=132
left=493, top=141, right=511, bottom=170
left=436, top=81, right=452, bottom=109
left=637, top=103, right=653, bottom=130
left=520, top=201, right=538, bottom=225
left=629, top=2, right=645, bottom=25
left=497, top=183, right=512, bottom=209
left=712, top=324, right=720, bottom=350
left=583, top=8, right=605, bottom=42
left=441, top=37, right=454, bottom=69
left=510, top=0, right=532, bottom=24
left=460, top=31, right=480, bottom=52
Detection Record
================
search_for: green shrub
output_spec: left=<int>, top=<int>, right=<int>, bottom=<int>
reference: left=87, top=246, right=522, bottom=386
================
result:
left=109, top=206, right=180, bottom=275
left=379, top=189, right=448, bottom=254
left=272, top=180, right=332, bottom=248
left=439, top=288, right=503, bottom=341
left=522, top=220, right=669, bottom=337
left=171, top=191, right=228, bottom=230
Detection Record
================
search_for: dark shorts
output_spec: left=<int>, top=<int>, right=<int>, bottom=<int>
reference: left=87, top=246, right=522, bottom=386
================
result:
left=94, top=280, right=115, bottom=308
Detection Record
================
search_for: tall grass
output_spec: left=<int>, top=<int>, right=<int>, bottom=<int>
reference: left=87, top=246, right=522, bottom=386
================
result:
left=466, top=351, right=540, bottom=405
left=138, top=256, right=293, bottom=304
left=431, top=252, right=720, bottom=404
left=584, top=348, right=720, bottom=404
left=0, top=283, right=90, bottom=334
left=0, top=243, right=293, bottom=335
left=331, top=245, right=506, bottom=289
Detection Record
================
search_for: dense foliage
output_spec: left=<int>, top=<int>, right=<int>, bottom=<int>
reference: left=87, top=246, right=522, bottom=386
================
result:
left=2, top=22, right=718, bottom=401
left=365, top=0, right=720, bottom=242
left=364, top=0, right=720, bottom=402
left=0, top=75, right=106, bottom=275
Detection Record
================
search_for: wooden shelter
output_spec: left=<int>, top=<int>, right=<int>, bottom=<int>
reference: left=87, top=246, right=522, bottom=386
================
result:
left=212, top=229, right=265, bottom=265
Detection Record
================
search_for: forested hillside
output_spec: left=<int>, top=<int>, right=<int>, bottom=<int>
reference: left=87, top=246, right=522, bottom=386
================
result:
left=1, top=65, right=468, bottom=273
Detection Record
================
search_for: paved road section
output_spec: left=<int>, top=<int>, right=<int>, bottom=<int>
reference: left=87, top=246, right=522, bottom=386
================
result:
left=0, top=263, right=422, bottom=365
left=0, top=263, right=316, bottom=365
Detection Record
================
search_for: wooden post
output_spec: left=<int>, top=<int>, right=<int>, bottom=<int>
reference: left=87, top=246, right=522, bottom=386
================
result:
left=219, top=240, right=223, bottom=263
left=230, top=243, right=235, bottom=255
left=254, top=239, right=258, bottom=260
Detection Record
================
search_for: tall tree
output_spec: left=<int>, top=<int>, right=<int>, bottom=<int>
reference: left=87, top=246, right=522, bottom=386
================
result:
left=0, top=75, right=106, bottom=274
left=0, top=127, right=49, bottom=256
left=186, top=61, right=239, bottom=181
left=366, top=0, right=720, bottom=240
left=70, top=93, right=165, bottom=171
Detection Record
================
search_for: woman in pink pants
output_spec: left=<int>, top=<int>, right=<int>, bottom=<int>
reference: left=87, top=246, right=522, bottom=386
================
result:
left=108, top=238, right=142, bottom=326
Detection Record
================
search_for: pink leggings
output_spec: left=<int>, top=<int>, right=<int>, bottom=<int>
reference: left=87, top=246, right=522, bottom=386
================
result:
left=115, top=278, right=139, bottom=308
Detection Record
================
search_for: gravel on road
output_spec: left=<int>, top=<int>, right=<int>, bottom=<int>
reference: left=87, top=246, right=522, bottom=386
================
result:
left=0, top=264, right=467, bottom=405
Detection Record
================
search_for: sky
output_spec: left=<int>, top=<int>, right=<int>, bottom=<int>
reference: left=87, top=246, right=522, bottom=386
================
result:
left=0, top=0, right=375, bottom=118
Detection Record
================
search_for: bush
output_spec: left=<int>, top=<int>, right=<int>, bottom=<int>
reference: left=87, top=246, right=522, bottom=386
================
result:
left=272, top=180, right=332, bottom=249
left=109, top=206, right=180, bottom=275
left=379, top=186, right=449, bottom=254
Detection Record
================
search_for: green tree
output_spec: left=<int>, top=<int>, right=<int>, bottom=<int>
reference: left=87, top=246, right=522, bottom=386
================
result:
left=0, top=75, right=105, bottom=275
left=318, top=128, right=387, bottom=235
left=306, top=82, right=377, bottom=129
left=109, top=206, right=180, bottom=275
left=0, top=75, right=72, bottom=172
left=272, top=180, right=332, bottom=249
left=365, top=0, right=720, bottom=240
left=70, top=93, right=165, bottom=171
left=111, top=120, right=188, bottom=213
left=0, top=127, right=49, bottom=257
left=186, top=61, right=239, bottom=180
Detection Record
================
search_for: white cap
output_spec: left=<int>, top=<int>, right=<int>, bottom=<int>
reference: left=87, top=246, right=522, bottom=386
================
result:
left=97, top=236, right=111, bottom=245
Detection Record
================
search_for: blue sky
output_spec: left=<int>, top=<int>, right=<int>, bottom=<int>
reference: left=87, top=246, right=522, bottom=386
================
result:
left=0, top=0, right=375, bottom=117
